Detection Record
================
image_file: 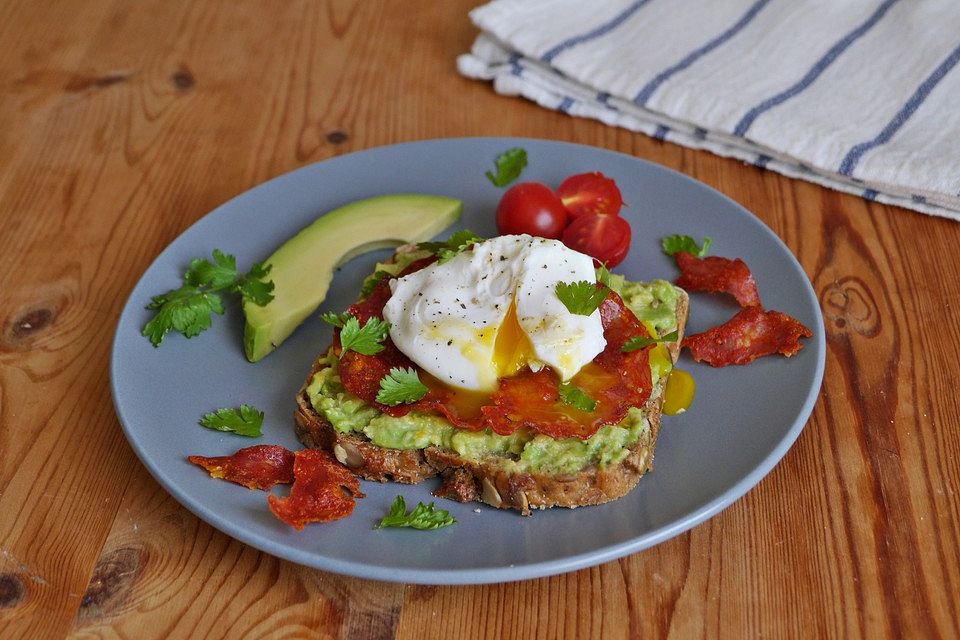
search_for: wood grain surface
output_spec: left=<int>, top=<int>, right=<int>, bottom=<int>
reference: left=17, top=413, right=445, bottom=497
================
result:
left=1, top=0, right=958, bottom=638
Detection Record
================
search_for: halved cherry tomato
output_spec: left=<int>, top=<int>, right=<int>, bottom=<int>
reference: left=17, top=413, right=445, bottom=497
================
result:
left=557, top=172, right=624, bottom=218
left=496, top=182, right=570, bottom=239
left=561, top=214, right=632, bottom=267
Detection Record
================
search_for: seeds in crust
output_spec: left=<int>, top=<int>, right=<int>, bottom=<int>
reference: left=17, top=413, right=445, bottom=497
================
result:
left=333, top=442, right=364, bottom=468
left=481, top=478, right=503, bottom=508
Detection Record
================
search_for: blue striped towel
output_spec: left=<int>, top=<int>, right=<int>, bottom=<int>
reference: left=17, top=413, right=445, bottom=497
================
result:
left=458, top=0, right=960, bottom=221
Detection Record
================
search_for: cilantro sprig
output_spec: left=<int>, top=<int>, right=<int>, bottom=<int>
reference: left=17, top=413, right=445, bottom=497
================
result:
left=555, top=280, right=609, bottom=316
left=661, top=234, right=712, bottom=258
left=143, top=250, right=274, bottom=347
left=622, top=330, right=680, bottom=353
left=339, top=316, right=391, bottom=357
left=558, top=382, right=597, bottom=412
left=376, top=495, right=456, bottom=530
left=418, top=229, right=484, bottom=264
left=198, top=404, right=264, bottom=437
left=485, top=147, right=528, bottom=187
left=320, top=311, right=351, bottom=328
left=322, top=311, right=391, bottom=357
left=376, top=367, right=429, bottom=405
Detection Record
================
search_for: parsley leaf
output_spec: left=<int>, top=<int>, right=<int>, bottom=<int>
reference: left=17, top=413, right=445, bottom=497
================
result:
left=558, top=382, right=597, bottom=412
left=142, top=250, right=274, bottom=347
left=555, top=280, right=609, bottom=316
left=376, top=495, right=456, bottom=530
left=485, top=147, right=528, bottom=187
left=198, top=404, right=264, bottom=437
left=339, top=316, right=391, bottom=357
left=622, top=330, right=680, bottom=352
left=376, top=367, right=429, bottom=405
left=418, top=230, right=484, bottom=264
left=320, top=311, right=351, bottom=328
left=661, top=234, right=712, bottom=258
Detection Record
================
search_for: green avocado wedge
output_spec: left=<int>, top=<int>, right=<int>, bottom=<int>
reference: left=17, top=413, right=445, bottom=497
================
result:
left=242, top=194, right=462, bottom=362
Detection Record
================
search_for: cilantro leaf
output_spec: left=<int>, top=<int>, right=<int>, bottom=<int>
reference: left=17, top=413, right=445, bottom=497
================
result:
left=622, top=330, right=680, bottom=353
left=321, top=311, right=351, bottom=328
left=235, top=262, right=275, bottom=306
left=143, top=250, right=274, bottom=347
left=198, top=404, right=264, bottom=437
left=419, top=230, right=484, bottom=264
left=185, top=249, right=239, bottom=289
left=485, top=147, right=528, bottom=187
left=361, top=270, right=391, bottom=298
left=438, top=230, right=483, bottom=263
left=375, top=367, right=429, bottom=405
left=143, top=288, right=224, bottom=347
left=661, top=234, right=712, bottom=258
left=339, top=316, right=390, bottom=357
left=375, top=495, right=456, bottom=530
left=558, top=382, right=597, bottom=412
left=555, top=280, right=609, bottom=316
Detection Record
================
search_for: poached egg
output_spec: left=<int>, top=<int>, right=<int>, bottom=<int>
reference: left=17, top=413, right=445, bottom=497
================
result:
left=382, top=235, right=606, bottom=393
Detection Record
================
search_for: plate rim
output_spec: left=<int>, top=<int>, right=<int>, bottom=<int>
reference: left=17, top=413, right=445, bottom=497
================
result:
left=110, top=136, right=827, bottom=584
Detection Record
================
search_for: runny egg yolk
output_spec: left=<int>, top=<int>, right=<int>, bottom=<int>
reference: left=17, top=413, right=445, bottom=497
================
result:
left=420, top=300, right=536, bottom=421
left=490, top=300, right=534, bottom=379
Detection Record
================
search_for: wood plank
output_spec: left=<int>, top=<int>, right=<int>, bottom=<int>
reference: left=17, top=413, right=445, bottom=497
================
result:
left=68, top=465, right=405, bottom=639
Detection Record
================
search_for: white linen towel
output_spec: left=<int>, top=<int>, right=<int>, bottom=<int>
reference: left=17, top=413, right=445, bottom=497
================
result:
left=458, top=0, right=960, bottom=221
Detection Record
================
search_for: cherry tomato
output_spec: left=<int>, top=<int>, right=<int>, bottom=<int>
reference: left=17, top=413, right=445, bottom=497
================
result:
left=561, top=214, right=632, bottom=267
left=496, top=182, right=570, bottom=239
left=557, top=172, right=624, bottom=218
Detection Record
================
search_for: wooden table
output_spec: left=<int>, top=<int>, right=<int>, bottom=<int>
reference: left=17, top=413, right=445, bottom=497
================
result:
left=2, top=1, right=958, bottom=637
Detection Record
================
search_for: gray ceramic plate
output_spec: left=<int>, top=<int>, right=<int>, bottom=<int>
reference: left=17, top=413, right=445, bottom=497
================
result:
left=111, top=138, right=825, bottom=584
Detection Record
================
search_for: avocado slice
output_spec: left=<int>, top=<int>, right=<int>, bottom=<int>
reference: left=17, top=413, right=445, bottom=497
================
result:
left=243, top=193, right=462, bottom=362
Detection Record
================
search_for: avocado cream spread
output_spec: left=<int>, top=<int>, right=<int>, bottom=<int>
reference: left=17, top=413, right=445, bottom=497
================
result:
left=306, top=276, right=681, bottom=474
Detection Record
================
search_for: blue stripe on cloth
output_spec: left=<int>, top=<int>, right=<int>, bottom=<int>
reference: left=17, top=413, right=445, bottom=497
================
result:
left=541, top=0, right=654, bottom=63
left=597, top=92, right=619, bottom=111
left=653, top=124, right=670, bottom=140
left=509, top=53, right=522, bottom=76
left=840, top=41, right=960, bottom=176
left=754, top=154, right=772, bottom=168
left=509, top=53, right=523, bottom=76
left=634, top=0, right=773, bottom=105
left=912, top=194, right=927, bottom=203
left=733, top=0, right=900, bottom=136
left=863, top=189, right=878, bottom=200
left=558, top=96, right=575, bottom=113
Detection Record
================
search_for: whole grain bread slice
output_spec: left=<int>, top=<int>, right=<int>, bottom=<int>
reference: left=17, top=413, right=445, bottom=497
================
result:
left=295, top=290, right=688, bottom=515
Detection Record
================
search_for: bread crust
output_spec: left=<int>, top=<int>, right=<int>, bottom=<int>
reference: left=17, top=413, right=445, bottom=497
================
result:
left=295, top=290, right=688, bottom=515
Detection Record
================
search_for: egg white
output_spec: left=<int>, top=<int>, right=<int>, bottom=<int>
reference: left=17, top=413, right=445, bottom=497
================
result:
left=382, top=235, right=606, bottom=392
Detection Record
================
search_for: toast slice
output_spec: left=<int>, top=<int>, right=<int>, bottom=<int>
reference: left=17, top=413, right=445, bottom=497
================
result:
left=295, top=289, right=688, bottom=515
